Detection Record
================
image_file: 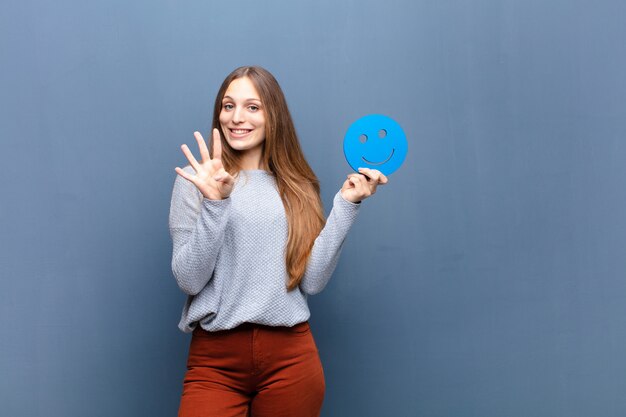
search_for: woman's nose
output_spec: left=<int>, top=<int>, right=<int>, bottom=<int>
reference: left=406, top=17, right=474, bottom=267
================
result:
left=232, top=107, right=244, bottom=123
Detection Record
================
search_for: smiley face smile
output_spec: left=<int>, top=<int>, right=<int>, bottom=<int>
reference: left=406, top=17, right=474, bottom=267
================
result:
left=361, top=148, right=395, bottom=165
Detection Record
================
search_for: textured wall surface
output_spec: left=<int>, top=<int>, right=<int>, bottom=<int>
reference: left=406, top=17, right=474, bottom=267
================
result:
left=2, top=1, right=626, bottom=416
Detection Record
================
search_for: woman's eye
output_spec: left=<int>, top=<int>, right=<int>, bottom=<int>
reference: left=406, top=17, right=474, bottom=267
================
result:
left=248, top=105, right=259, bottom=112
left=223, top=104, right=234, bottom=110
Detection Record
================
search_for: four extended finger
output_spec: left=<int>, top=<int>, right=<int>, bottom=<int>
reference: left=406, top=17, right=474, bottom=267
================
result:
left=194, top=131, right=210, bottom=163
left=181, top=144, right=201, bottom=173
left=212, top=128, right=223, bottom=160
left=175, top=166, right=196, bottom=183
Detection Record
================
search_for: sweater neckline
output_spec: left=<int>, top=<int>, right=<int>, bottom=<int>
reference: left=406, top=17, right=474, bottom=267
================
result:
left=238, top=169, right=273, bottom=176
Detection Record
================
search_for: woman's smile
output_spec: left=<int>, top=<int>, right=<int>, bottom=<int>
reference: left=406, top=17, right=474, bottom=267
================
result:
left=228, top=128, right=254, bottom=138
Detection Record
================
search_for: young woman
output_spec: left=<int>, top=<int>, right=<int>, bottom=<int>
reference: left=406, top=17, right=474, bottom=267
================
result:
left=169, top=66, right=388, bottom=417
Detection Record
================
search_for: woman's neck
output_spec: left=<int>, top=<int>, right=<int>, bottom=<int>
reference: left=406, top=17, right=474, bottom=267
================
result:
left=238, top=146, right=264, bottom=171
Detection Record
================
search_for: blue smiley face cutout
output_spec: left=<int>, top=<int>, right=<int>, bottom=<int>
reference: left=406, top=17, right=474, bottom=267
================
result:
left=343, top=114, right=407, bottom=176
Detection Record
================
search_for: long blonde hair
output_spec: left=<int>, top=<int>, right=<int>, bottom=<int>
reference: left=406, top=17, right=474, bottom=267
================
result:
left=211, top=66, right=325, bottom=291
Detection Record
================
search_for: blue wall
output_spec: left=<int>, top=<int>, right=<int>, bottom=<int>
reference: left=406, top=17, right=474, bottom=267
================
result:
left=2, top=1, right=626, bottom=416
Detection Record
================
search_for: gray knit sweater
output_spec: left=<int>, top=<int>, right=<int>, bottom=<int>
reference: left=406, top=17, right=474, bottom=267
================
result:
left=169, top=167, right=361, bottom=332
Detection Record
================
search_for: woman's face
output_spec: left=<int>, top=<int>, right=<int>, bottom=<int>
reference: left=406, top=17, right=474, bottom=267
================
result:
left=219, top=76, right=267, bottom=155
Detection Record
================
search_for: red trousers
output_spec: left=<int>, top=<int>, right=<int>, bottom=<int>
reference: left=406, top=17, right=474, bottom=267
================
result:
left=178, top=321, right=325, bottom=417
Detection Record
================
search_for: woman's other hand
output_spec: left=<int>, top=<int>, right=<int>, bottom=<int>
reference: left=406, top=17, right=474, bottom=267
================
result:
left=340, top=167, right=388, bottom=203
left=175, top=129, right=235, bottom=200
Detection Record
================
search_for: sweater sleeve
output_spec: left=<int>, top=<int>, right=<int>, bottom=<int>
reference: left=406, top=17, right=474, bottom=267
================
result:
left=299, top=191, right=361, bottom=295
left=168, top=168, right=231, bottom=295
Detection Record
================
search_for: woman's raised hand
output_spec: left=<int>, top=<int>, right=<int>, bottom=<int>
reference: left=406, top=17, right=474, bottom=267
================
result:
left=340, top=167, right=388, bottom=203
left=175, top=129, right=235, bottom=200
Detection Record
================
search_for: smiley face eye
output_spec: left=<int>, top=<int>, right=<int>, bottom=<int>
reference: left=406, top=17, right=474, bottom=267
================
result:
left=359, top=134, right=368, bottom=143
left=378, top=129, right=387, bottom=139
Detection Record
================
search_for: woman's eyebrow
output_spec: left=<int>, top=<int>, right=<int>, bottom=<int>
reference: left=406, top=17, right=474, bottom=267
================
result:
left=223, top=95, right=261, bottom=102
